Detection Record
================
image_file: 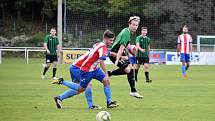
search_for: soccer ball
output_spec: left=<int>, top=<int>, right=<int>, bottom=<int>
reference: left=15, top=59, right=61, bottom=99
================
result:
left=96, top=111, right=111, bottom=121
left=129, top=45, right=137, bottom=55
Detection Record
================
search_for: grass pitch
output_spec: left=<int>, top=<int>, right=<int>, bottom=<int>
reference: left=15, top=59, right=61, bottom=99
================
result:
left=0, top=58, right=215, bottom=121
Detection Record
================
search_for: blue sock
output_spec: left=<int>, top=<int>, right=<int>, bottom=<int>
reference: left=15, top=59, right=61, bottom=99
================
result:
left=182, top=66, right=186, bottom=75
left=85, top=87, right=93, bottom=108
left=58, top=89, right=78, bottom=101
left=61, top=80, right=80, bottom=91
left=104, top=86, right=112, bottom=104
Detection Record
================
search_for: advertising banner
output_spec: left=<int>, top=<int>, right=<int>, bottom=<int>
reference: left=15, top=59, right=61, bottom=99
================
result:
left=150, top=51, right=166, bottom=64
left=166, top=52, right=199, bottom=65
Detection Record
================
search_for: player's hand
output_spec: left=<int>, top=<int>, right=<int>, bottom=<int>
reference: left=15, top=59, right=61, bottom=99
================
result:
left=177, top=52, right=180, bottom=57
left=141, top=49, right=145, bottom=53
left=47, top=50, right=50, bottom=54
left=57, top=52, right=61, bottom=58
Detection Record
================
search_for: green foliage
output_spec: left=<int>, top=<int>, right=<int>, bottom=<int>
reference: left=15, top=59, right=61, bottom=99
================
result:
left=31, top=31, right=45, bottom=46
left=107, top=0, right=149, bottom=16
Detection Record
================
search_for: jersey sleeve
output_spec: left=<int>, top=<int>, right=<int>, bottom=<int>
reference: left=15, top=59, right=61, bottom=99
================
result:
left=136, top=36, right=141, bottom=43
left=98, top=46, right=108, bottom=60
left=56, top=37, right=59, bottom=45
left=177, top=35, right=181, bottom=44
left=119, top=32, right=130, bottom=47
left=44, top=35, right=49, bottom=43
left=147, top=37, right=150, bottom=45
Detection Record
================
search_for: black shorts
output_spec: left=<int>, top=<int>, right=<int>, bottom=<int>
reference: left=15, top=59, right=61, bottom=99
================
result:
left=46, top=55, right=58, bottom=63
left=109, top=56, right=130, bottom=69
left=136, top=57, right=149, bottom=64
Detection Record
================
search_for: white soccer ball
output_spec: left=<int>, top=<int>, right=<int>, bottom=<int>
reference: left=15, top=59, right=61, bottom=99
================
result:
left=96, top=111, right=111, bottom=121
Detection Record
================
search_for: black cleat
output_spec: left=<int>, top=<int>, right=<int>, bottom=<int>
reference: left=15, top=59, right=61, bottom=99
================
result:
left=107, top=101, right=119, bottom=108
left=88, top=105, right=103, bottom=110
left=146, top=79, right=152, bottom=83
left=54, top=96, right=62, bottom=109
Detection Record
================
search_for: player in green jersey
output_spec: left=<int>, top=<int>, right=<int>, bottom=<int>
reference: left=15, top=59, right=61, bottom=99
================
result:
left=109, top=16, right=143, bottom=99
left=41, top=28, right=61, bottom=79
left=135, top=26, right=152, bottom=83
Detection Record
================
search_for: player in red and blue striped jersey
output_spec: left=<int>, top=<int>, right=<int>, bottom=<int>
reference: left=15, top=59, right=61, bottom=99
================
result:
left=52, top=30, right=119, bottom=109
left=177, top=25, right=193, bottom=77
left=53, top=50, right=103, bottom=109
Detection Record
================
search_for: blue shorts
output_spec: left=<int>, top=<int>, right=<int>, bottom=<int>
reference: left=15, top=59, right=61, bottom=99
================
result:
left=70, top=65, right=81, bottom=83
left=180, top=53, right=190, bottom=62
left=129, top=56, right=136, bottom=64
left=79, top=68, right=106, bottom=88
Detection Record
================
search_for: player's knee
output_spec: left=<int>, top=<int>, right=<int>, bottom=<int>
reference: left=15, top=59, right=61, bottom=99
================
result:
left=78, top=87, right=85, bottom=93
left=102, top=78, right=110, bottom=86
left=87, top=82, right=92, bottom=88
left=46, top=64, right=51, bottom=68
left=124, top=66, right=131, bottom=73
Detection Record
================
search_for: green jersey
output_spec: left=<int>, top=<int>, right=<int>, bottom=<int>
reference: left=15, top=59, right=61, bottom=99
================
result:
left=111, top=27, right=132, bottom=52
left=136, top=35, right=150, bottom=57
left=44, top=34, right=59, bottom=55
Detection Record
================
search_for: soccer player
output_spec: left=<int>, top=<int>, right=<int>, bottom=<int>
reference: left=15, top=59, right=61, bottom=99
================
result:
left=53, top=50, right=102, bottom=109
left=108, top=16, right=143, bottom=99
left=41, top=28, right=61, bottom=79
left=135, top=27, right=152, bottom=83
left=177, top=25, right=192, bottom=77
left=52, top=30, right=119, bottom=109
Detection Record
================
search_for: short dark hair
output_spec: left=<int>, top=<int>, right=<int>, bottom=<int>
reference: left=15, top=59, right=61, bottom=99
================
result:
left=103, top=30, right=115, bottom=39
left=141, top=26, right=147, bottom=30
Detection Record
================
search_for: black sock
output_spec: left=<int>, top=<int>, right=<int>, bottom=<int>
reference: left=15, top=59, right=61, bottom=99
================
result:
left=127, top=69, right=136, bottom=92
left=111, top=68, right=126, bottom=76
left=43, top=67, right=49, bottom=75
left=135, top=69, right=139, bottom=82
left=186, top=64, right=190, bottom=71
left=53, top=68, right=57, bottom=77
left=145, top=72, right=149, bottom=80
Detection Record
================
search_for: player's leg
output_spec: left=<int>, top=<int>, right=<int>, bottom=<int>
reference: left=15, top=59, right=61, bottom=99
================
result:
left=143, top=57, right=152, bottom=83
left=94, top=68, right=119, bottom=108
left=125, top=64, right=143, bottom=99
left=52, top=55, right=58, bottom=79
left=109, top=56, right=143, bottom=98
left=52, top=77, right=86, bottom=109
left=135, top=63, right=141, bottom=82
left=108, top=56, right=126, bottom=76
left=42, top=55, right=51, bottom=79
left=180, top=53, right=186, bottom=77
left=185, top=54, right=191, bottom=71
left=55, top=65, right=81, bottom=102
left=135, top=57, right=142, bottom=82
left=52, top=61, right=57, bottom=79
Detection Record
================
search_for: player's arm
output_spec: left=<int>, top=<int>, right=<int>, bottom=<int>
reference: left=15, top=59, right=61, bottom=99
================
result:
left=57, top=44, right=61, bottom=57
left=136, top=36, right=145, bottom=53
left=177, top=36, right=181, bottom=56
left=148, top=44, right=151, bottom=55
left=115, top=45, right=125, bottom=65
left=189, top=35, right=193, bottom=55
left=43, top=36, right=50, bottom=54
left=136, top=43, right=145, bottom=53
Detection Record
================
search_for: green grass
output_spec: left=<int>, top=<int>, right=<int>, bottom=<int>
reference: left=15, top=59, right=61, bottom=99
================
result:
left=0, top=58, right=215, bottom=121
